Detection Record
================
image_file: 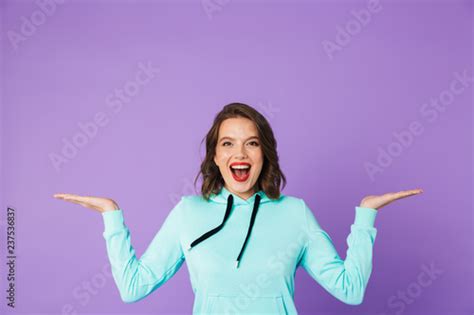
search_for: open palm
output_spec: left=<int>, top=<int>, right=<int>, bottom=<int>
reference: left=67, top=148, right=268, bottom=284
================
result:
left=53, top=193, right=119, bottom=213
left=360, top=188, right=423, bottom=210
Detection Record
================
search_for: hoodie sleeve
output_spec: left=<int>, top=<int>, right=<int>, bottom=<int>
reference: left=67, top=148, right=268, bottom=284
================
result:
left=298, top=199, right=377, bottom=305
left=101, top=198, right=185, bottom=303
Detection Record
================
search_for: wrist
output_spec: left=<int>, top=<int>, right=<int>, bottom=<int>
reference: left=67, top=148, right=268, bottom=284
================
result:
left=355, top=206, right=378, bottom=227
left=102, top=202, right=120, bottom=213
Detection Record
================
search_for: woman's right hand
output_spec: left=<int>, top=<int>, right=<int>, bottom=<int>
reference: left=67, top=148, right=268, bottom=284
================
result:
left=53, top=193, right=120, bottom=213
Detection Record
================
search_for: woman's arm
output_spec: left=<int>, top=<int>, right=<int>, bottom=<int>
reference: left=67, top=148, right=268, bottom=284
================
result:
left=298, top=188, right=422, bottom=305
left=298, top=199, right=377, bottom=305
left=101, top=199, right=185, bottom=303
left=53, top=192, right=185, bottom=304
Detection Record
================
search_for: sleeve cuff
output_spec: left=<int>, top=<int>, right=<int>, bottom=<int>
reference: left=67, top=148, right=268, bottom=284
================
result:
left=101, top=209, right=125, bottom=235
left=354, top=206, right=378, bottom=227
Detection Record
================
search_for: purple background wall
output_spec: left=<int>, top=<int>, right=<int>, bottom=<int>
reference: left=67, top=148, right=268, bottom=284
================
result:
left=1, top=0, right=472, bottom=314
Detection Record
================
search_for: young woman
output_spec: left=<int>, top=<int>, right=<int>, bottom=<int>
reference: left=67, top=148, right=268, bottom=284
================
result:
left=54, top=103, right=423, bottom=314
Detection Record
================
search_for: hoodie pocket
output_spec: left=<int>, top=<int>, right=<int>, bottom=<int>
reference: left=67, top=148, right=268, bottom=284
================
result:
left=205, top=294, right=286, bottom=314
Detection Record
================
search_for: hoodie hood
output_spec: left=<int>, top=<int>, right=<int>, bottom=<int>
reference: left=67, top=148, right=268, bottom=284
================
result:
left=208, top=186, right=272, bottom=206
left=187, top=186, right=272, bottom=268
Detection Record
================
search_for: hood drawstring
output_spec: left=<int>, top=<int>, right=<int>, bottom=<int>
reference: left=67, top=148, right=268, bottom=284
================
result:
left=187, top=194, right=234, bottom=250
left=187, top=193, right=262, bottom=269
left=235, top=194, right=261, bottom=268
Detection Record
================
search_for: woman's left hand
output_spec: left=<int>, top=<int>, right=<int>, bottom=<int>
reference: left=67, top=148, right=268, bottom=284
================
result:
left=360, top=188, right=423, bottom=210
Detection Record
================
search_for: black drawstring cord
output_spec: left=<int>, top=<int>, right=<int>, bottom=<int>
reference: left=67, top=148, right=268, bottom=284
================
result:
left=187, top=194, right=234, bottom=250
left=235, top=194, right=261, bottom=268
left=187, top=192, right=262, bottom=269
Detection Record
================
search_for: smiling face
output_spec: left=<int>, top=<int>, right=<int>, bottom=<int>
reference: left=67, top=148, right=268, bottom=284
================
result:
left=213, top=117, right=264, bottom=200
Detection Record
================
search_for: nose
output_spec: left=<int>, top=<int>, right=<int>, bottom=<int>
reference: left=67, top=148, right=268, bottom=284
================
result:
left=234, top=143, right=248, bottom=158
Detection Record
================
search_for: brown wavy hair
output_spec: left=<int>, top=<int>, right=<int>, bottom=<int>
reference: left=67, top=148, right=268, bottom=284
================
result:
left=194, top=102, right=287, bottom=201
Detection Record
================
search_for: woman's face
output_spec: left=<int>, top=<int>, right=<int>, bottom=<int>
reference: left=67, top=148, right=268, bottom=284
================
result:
left=214, top=117, right=264, bottom=200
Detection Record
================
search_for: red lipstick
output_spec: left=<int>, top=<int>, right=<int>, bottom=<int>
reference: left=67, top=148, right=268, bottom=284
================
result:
left=229, top=162, right=251, bottom=182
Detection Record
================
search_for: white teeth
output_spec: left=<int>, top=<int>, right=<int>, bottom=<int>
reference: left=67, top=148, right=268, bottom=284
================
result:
left=230, top=165, right=250, bottom=170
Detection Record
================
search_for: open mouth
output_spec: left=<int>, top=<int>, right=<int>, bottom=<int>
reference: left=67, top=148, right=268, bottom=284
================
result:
left=229, top=163, right=251, bottom=182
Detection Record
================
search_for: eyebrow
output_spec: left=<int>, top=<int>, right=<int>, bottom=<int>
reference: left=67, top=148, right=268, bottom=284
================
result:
left=218, top=136, right=259, bottom=142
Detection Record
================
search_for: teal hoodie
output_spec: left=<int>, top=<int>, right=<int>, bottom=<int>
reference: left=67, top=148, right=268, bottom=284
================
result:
left=101, top=186, right=378, bottom=314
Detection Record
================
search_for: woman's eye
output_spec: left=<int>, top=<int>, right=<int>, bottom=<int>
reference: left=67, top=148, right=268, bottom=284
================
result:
left=222, top=141, right=258, bottom=147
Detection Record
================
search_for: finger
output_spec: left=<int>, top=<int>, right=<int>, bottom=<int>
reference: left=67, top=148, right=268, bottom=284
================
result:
left=63, top=198, right=96, bottom=210
left=54, top=195, right=72, bottom=201
left=54, top=193, right=78, bottom=199
left=60, top=198, right=83, bottom=205
left=54, top=194, right=85, bottom=204
left=55, top=194, right=89, bottom=203
left=399, top=188, right=423, bottom=196
left=394, top=189, right=424, bottom=200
